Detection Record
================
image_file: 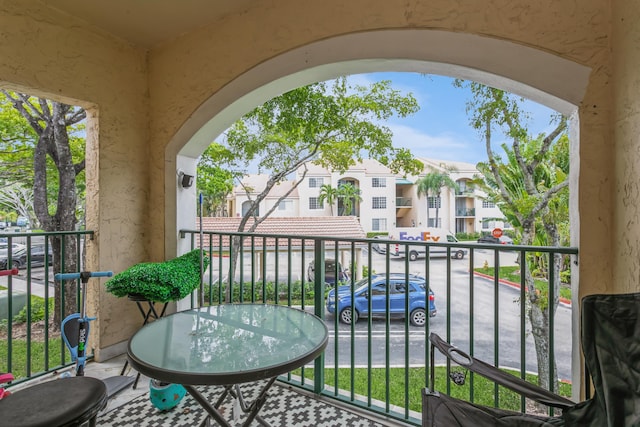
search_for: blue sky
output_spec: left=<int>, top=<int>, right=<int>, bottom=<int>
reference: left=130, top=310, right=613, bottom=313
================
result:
left=349, top=72, right=559, bottom=166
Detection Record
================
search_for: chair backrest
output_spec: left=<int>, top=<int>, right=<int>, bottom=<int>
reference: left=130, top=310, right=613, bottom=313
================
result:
left=579, top=293, right=640, bottom=427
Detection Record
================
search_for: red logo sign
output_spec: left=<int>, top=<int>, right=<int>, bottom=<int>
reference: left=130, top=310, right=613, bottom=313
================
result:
left=492, top=228, right=503, bottom=238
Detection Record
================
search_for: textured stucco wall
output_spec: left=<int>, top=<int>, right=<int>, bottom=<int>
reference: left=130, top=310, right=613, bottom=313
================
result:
left=148, top=0, right=613, bottom=300
left=0, top=2, right=149, bottom=355
left=613, top=0, right=640, bottom=291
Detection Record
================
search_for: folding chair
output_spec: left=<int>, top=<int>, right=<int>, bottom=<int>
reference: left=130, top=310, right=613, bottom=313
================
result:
left=423, top=293, right=640, bottom=426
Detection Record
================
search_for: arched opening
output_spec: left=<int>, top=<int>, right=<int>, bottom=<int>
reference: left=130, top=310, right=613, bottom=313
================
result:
left=166, top=29, right=590, bottom=390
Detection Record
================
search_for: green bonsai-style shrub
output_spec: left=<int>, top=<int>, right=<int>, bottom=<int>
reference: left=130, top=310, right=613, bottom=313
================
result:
left=106, top=249, right=209, bottom=302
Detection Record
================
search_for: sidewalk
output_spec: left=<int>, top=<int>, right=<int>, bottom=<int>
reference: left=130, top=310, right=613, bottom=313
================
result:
left=1, top=275, right=54, bottom=298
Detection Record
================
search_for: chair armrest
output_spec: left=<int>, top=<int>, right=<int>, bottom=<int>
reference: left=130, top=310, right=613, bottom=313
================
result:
left=429, top=333, right=574, bottom=409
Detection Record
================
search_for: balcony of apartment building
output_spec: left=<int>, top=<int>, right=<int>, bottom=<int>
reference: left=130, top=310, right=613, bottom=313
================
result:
left=2, top=230, right=578, bottom=426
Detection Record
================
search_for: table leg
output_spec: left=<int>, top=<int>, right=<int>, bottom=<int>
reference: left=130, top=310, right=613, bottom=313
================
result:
left=185, top=385, right=232, bottom=427
left=185, top=377, right=277, bottom=427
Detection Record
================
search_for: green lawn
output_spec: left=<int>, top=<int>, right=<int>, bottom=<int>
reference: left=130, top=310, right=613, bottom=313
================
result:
left=294, top=366, right=571, bottom=414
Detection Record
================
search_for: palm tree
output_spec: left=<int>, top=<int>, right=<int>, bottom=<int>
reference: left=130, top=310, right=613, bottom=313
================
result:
left=416, top=170, right=458, bottom=227
left=337, top=182, right=362, bottom=216
left=318, top=184, right=339, bottom=215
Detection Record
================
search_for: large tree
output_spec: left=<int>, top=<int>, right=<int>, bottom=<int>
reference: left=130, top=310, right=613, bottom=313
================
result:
left=0, top=90, right=86, bottom=323
left=457, top=80, right=569, bottom=396
left=336, top=182, right=362, bottom=216
left=416, top=169, right=458, bottom=227
left=318, top=184, right=339, bottom=216
left=209, top=77, right=423, bottom=299
left=197, top=144, right=235, bottom=217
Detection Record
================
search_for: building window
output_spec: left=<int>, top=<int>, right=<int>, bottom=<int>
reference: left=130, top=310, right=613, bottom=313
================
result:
left=428, top=196, right=441, bottom=208
left=482, top=200, right=496, bottom=208
left=278, top=199, right=292, bottom=211
left=372, top=177, right=386, bottom=188
left=309, top=197, right=324, bottom=210
left=309, top=177, right=324, bottom=188
left=481, top=218, right=495, bottom=229
left=372, top=218, right=387, bottom=231
left=372, top=197, right=387, bottom=209
left=428, top=218, right=441, bottom=227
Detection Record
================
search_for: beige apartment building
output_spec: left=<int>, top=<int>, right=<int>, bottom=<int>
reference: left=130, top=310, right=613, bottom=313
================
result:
left=227, top=159, right=508, bottom=235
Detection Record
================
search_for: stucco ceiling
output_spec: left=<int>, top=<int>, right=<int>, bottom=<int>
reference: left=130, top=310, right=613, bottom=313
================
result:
left=41, top=0, right=253, bottom=48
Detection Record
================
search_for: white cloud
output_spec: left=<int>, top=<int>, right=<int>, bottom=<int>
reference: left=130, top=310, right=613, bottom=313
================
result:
left=388, top=123, right=484, bottom=164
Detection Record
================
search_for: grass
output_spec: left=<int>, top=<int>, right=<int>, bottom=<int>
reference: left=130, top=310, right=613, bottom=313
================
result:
left=293, top=366, right=571, bottom=414
left=0, top=337, right=68, bottom=381
left=475, top=265, right=572, bottom=300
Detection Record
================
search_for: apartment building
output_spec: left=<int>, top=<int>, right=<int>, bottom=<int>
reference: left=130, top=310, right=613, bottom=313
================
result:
left=227, top=158, right=509, bottom=235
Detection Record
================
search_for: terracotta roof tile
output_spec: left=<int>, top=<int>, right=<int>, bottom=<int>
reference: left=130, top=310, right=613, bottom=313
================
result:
left=196, top=216, right=366, bottom=249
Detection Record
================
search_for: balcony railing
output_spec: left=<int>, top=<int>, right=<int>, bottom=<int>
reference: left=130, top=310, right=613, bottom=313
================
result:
left=396, top=197, right=413, bottom=207
left=0, top=230, right=94, bottom=385
left=456, top=208, right=476, bottom=216
left=179, top=229, right=578, bottom=425
left=3, top=229, right=578, bottom=425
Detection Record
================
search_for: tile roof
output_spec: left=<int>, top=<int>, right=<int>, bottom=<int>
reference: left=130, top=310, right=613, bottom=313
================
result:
left=196, top=216, right=366, bottom=249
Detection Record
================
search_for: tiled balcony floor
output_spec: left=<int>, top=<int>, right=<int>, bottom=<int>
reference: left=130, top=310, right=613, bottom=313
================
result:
left=86, top=355, right=415, bottom=427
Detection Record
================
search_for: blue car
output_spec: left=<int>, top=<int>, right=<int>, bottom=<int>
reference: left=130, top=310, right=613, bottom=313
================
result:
left=326, top=273, right=436, bottom=326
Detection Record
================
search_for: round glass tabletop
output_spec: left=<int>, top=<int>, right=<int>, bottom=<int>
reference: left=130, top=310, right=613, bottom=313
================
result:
left=127, top=304, right=328, bottom=385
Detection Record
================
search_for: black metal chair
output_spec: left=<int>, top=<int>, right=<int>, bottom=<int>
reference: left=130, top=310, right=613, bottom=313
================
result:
left=0, top=376, right=108, bottom=427
left=423, top=293, right=640, bottom=426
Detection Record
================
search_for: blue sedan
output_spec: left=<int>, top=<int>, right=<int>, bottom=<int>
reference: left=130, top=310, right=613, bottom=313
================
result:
left=326, top=273, right=436, bottom=326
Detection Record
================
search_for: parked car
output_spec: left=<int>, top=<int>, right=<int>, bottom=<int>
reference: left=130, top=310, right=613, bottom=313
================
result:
left=477, top=235, right=514, bottom=244
left=326, top=273, right=436, bottom=326
left=307, top=259, right=349, bottom=286
left=371, top=236, right=387, bottom=255
left=0, top=244, right=52, bottom=270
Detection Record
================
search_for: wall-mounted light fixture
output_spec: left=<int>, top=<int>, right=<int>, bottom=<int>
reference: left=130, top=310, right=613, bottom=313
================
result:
left=177, top=170, right=194, bottom=188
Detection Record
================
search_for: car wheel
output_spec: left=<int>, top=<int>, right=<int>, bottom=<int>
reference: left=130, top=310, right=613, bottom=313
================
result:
left=410, top=308, right=427, bottom=327
left=339, top=307, right=358, bottom=325
left=454, top=250, right=465, bottom=259
left=409, top=251, right=419, bottom=261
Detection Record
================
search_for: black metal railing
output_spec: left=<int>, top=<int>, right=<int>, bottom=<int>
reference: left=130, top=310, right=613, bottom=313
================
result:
left=180, top=229, right=578, bottom=425
left=0, top=230, right=93, bottom=385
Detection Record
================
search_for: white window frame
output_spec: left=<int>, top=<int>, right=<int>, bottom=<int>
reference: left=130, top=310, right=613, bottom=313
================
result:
left=309, top=197, right=324, bottom=210
left=372, top=218, right=387, bottom=231
left=372, top=197, right=387, bottom=209
left=309, top=177, right=324, bottom=188
left=372, top=177, right=387, bottom=188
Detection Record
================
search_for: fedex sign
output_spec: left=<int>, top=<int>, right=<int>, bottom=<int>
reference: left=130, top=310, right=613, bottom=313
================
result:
left=398, top=231, right=441, bottom=242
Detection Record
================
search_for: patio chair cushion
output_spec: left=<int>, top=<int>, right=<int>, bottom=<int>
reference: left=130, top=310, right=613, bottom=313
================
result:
left=106, top=249, right=208, bottom=302
left=0, top=376, right=107, bottom=427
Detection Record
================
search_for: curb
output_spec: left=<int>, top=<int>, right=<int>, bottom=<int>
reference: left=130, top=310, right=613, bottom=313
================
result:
left=473, top=271, right=571, bottom=307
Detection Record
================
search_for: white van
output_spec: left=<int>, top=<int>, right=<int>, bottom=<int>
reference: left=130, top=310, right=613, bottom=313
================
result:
left=389, top=228, right=467, bottom=261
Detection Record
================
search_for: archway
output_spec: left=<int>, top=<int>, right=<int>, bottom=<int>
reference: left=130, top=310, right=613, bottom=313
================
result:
left=166, top=29, right=590, bottom=390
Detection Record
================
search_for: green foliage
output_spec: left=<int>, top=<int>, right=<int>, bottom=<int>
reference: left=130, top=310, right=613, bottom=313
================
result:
left=12, top=297, right=55, bottom=323
left=209, top=77, right=423, bottom=231
left=197, top=143, right=235, bottom=216
left=336, top=182, right=362, bottom=216
left=203, top=279, right=322, bottom=304
left=455, top=231, right=481, bottom=241
left=106, top=250, right=210, bottom=302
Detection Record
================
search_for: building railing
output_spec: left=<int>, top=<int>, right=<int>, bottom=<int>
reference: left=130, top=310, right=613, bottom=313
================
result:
left=396, top=197, right=413, bottom=207
left=0, top=230, right=94, bottom=385
left=180, top=229, right=578, bottom=425
left=456, top=208, right=476, bottom=216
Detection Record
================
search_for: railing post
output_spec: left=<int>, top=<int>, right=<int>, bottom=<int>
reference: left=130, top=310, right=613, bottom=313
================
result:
left=313, top=239, right=325, bottom=394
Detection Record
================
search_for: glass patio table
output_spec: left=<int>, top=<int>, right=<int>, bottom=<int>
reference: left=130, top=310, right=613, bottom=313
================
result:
left=127, top=303, right=328, bottom=427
